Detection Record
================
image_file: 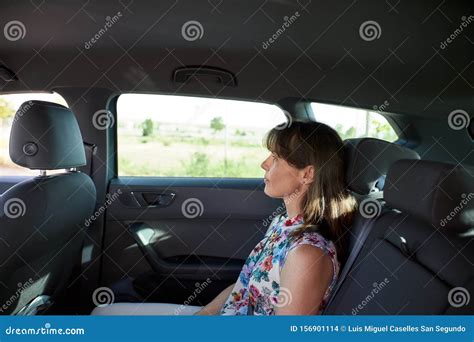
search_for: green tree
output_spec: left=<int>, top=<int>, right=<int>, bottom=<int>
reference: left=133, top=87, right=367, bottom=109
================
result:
left=141, top=118, right=154, bottom=137
left=210, top=116, right=225, bottom=133
left=334, top=124, right=357, bottom=139
left=370, top=119, right=398, bottom=141
left=0, top=98, right=15, bottom=121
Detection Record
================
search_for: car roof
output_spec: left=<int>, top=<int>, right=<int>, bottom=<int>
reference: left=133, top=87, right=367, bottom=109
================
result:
left=0, top=0, right=472, bottom=120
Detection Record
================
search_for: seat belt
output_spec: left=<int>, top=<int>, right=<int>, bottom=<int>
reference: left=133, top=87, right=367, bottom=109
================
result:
left=74, top=141, right=98, bottom=313
left=323, top=217, right=375, bottom=312
left=81, top=142, right=98, bottom=176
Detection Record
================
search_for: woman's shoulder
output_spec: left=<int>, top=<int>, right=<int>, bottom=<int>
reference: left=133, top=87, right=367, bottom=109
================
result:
left=288, top=229, right=337, bottom=259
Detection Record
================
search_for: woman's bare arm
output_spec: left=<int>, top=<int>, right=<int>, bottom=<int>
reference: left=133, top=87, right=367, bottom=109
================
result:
left=194, top=282, right=235, bottom=315
left=275, top=245, right=333, bottom=315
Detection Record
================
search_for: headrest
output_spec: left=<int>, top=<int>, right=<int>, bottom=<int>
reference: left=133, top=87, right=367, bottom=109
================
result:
left=344, top=138, right=420, bottom=195
left=385, top=159, right=474, bottom=234
left=9, top=101, right=86, bottom=170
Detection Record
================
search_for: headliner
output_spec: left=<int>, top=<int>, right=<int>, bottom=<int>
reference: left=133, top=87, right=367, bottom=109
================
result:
left=0, top=0, right=472, bottom=119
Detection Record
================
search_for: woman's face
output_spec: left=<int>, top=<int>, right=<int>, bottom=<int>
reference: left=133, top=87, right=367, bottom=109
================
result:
left=261, top=152, right=307, bottom=198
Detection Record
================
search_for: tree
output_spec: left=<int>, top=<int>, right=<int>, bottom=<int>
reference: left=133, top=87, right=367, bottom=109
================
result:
left=210, top=116, right=225, bottom=133
left=141, top=118, right=154, bottom=137
left=334, top=124, right=357, bottom=140
left=370, top=119, right=398, bottom=141
left=0, top=98, right=15, bottom=122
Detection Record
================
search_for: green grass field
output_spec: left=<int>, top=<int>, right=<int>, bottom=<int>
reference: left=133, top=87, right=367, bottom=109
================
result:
left=118, top=133, right=268, bottom=178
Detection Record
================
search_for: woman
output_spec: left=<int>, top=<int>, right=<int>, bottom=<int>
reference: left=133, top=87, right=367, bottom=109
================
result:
left=92, top=120, right=356, bottom=316
left=195, top=120, right=357, bottom=315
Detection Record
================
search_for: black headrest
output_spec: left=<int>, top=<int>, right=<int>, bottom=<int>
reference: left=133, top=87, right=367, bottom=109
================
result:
left=385, top=159, right=474, bottom=234
left=344, top=138, right=420, bottom=195
left=9, top=101, right=86, bottom=170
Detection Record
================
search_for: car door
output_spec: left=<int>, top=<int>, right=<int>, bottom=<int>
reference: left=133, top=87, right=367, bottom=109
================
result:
left=98, top=93, right=287, bottom=306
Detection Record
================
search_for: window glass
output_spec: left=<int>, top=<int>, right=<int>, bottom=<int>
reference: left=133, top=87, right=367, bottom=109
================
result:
left=117, top=94, right=287, bottom=177
left=310, top=102, right=398, bottom=142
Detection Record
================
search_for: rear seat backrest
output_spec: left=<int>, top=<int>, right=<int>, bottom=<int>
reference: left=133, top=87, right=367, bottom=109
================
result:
left=342, top=138, right=420, bottom=253
left=344, top=138, right=420, bottom=200
left=324, top=159, right=474, bottom=315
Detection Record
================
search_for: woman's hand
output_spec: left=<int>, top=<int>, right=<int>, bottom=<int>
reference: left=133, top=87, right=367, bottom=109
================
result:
left=194, top=282, right=235, bottom=315
left=275, top=245, right=333, bottom=315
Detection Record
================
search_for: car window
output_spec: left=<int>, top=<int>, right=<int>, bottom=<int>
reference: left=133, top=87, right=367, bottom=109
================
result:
left=117, top=94, right=287, bottom=178
left=310, top=102, right=398, bottom=142
left=0, top=93, right=69, bottom=176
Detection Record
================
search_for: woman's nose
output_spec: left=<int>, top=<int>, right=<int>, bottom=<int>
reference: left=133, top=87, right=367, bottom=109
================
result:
left=261, top=156, right=269, bottom=170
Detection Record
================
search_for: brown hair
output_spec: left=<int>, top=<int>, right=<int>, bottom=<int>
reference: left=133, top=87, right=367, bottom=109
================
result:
left=263, top=120, right=357, bottom=262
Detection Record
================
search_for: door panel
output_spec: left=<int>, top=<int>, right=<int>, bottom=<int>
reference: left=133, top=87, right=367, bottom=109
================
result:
left=102, top=177, right=283, bottom=305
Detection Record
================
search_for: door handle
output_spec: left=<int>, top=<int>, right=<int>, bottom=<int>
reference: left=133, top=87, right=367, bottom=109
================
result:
left=131, top=191, right=176, bottom=208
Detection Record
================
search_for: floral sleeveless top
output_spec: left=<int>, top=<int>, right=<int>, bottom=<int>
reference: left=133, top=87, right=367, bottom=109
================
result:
left=220, top=213, right=340, bottom=315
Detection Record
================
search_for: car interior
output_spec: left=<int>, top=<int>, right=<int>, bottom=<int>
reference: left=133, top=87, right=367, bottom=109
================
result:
left=0, top=0, right=472, bottom=316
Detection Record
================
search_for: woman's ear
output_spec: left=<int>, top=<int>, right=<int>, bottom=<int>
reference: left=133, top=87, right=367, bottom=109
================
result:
left=301, top=165, right=315, bottom=185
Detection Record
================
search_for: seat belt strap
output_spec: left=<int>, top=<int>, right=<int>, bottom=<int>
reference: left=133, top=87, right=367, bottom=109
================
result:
left=323, top=217, right=375, bottom=311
